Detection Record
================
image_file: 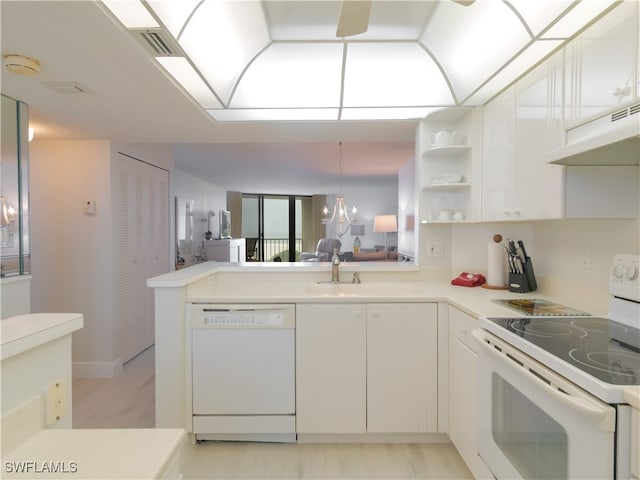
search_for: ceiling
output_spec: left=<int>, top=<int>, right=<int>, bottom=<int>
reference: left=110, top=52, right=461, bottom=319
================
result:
left=0, top=1, right=618, bottom=194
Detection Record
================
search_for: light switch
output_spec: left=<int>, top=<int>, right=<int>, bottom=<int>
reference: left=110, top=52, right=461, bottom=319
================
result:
left=45, top=379, right=65, bottom=426
left=82, top=200, right=96, bottom=215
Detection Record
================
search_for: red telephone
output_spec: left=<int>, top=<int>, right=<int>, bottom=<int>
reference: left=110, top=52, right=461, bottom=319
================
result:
left=451, top=272, right=486, bottom=287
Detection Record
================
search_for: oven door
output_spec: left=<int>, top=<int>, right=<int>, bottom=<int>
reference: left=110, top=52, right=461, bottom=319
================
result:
left=473, top=329, right=616, bottom=480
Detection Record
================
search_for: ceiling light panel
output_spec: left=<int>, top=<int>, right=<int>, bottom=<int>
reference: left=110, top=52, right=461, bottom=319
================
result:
left=102, top=0, right=159, bottom=28
left=265, top=1, right=436, bottom=41
left=343, top=43, right=453, bottom=107
left=231, top=43, right=343, bottom=108
left=508, top=0, right=574, bottom=36
left=541, top=0, right=618, bottom=38
left=208, top=108, right=339, bottom=122
left=146, top=0, right=201, bottom=38
left=341, top=107, right=440, bottom=121
left=465, top=39, right=562, bottom=105
left=178, top=0, right=271, bottom=105
left=156, top=57, right=222, bottom=109
left=421, top=1, right=530, bottom=102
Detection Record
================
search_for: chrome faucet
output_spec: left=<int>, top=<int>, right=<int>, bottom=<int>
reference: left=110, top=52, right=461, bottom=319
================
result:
left=331, top=248, right=340, bottom=283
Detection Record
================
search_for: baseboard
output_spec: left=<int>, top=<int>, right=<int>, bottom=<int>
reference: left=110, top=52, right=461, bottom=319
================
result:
left=297, top=432, right=449, bottom=444
left=72, top=358, right=123, bottom=378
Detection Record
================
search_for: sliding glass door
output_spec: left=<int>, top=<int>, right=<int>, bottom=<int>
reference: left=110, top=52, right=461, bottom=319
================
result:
left=241, top=194, right=308, bottom=262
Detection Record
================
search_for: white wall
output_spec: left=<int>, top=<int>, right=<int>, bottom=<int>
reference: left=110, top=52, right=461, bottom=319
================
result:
left=444, top=216, right=639, bottom=310
left=30, top=140, right=115, bottom=371
left=29, top=140, right=175, bottom=376
left=324, top=180, right=398, bottom=251
left=172, top=168, right=227, bottom=266
left=398, top=157, right=416, bottom=258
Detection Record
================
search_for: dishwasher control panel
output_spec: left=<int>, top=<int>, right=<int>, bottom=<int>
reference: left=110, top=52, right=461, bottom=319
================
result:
left=190, top=304, right=296, bottom=329
left=202, top=311, right=284, bottom=326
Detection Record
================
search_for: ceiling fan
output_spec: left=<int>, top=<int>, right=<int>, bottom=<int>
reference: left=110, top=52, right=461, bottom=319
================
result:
left=336, top=0, right=476, bottom=38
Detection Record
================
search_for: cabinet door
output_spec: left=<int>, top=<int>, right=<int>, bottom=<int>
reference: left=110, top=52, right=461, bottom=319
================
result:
left=296, top=304, right=366, bottom=433
left=564, top=1, right=638, bottom=126
left=482, top=87, right=515, bottom=221
left=367, top=303, right=438, bottom=433
left=448, top=307, right=493, bottom=479
left=514, top=54, right=565, bottom=220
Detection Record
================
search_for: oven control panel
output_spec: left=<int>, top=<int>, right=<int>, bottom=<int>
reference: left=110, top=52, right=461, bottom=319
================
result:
left=610, top=254, right=639, bottom=302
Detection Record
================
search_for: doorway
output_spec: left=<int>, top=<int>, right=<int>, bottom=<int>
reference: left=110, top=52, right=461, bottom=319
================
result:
left=242, top=194, right=311, bottom=262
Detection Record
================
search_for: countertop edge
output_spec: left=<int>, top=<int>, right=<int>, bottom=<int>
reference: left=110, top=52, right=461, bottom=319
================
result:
left=1, top=313, right=84, bottom=360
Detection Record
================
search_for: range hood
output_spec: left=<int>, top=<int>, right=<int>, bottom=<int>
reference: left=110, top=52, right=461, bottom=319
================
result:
left=548, top=102, right=640, bottom=166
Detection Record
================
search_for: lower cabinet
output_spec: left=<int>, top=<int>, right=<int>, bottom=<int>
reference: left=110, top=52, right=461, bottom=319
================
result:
left=448, top=306, right=494, bottom=479
left=296, top=303, right=437, bottom=434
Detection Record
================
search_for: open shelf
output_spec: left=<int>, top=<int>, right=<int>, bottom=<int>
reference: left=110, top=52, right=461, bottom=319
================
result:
left=423, top=145, right=471, bottom=158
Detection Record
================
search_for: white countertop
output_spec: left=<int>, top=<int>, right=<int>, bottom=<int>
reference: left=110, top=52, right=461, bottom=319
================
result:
left=2, top=428, right=185, bottom=479
left=185, top=279, right=606, bottom=320
left=1, top=313, right=84, bottom=360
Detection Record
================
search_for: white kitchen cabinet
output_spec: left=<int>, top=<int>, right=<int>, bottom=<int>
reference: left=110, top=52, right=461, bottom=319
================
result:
left=115, top=153, right=169, bottom=363
left=448, top=306, right=493, bottom=480
left=367, top=303, right=438, bottom=433
left=296, top=302, right=437, bottom=435
left=482, top=52, right=565, bottom=221
left=564, top=1, right=639, bottom=127
left=296, top=303, right=367, bottom=434
left=417, top=107, right=482, bottom=224
left=203, top=238, right=246, bottom=262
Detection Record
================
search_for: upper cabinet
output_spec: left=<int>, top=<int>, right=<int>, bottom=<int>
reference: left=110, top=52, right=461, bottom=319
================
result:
left=482, top=51, right=565, bottom=222
left=417, top=107, right=482, bottom=224
left=564, top=1, right=639, bottom=128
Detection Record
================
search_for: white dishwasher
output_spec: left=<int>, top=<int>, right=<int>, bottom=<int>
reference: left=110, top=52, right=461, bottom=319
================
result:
left=188, top=303, right=296, bottom=443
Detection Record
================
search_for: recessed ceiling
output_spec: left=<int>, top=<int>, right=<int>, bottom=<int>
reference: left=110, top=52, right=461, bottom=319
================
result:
left=101, top=0, right=618, bottom=122
left=0, top=0, right=622, bottom=193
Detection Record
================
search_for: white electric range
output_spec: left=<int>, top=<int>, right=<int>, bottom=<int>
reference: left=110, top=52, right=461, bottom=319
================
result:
left=475, top=253, right=639, bottom=480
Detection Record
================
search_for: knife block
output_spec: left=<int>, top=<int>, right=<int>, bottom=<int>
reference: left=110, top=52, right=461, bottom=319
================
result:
left=508, top=257, right=537, bottom=293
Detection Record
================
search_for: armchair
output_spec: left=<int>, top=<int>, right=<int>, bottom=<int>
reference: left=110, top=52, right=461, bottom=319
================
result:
left=300, top=238, right=342, bottom=262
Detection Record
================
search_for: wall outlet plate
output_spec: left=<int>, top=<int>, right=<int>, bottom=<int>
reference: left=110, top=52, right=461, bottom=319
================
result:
left=45, top=379, right=65, bottom=426
left=82, top=200, right=96, bottom=215
left=427, top=241, right=444, bottom=257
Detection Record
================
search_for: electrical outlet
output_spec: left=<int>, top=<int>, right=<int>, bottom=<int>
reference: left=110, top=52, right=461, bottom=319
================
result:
left=427, top=241, right=443, bottom=257
left=581, top=246, right=592, bottom=269
left=45, top=379, right=65, bottom=426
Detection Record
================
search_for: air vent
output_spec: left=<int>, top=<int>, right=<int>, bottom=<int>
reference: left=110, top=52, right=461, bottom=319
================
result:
left=611, top=103, right=640, bottom=122
left=43, top=82, right=89, bottom=94
left=134, top=29, right=181, bottom=57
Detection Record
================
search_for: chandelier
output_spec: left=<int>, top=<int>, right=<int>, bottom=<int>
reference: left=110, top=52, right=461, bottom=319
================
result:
left=321, top=142, right=358, bottom=238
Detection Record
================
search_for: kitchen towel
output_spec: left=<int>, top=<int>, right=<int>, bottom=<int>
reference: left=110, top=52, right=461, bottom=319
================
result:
left=487, top=241, right=506, bottom=287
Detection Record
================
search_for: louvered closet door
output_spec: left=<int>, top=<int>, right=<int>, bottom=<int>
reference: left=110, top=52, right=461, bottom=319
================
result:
left=144, top=166, right=169, bottom=347
left=117, top=155, right=169, bottom=363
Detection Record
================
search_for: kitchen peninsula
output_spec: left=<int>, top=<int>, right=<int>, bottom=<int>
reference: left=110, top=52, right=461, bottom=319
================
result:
left=148, top=261, right=608, bottom=443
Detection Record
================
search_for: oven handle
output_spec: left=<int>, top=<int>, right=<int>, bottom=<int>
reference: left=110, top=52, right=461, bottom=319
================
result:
left=472, top=329, right=615, bottom=430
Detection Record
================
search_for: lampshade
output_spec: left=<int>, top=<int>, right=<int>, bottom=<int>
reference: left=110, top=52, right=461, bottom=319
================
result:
left=350, top=224, right=365, bottom=236
left=373, top=215, right=397, bottom=233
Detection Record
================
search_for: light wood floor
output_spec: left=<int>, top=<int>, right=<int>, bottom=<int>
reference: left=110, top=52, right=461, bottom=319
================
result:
left=72, top=345, right=155, bottom=428
left=72, top=346, right=473, bottom=479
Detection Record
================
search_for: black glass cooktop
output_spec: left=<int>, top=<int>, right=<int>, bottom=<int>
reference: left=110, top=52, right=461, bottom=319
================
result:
left=492, top=298, right=591, bottom=316
left=486, top=316, right=640, bottom=386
